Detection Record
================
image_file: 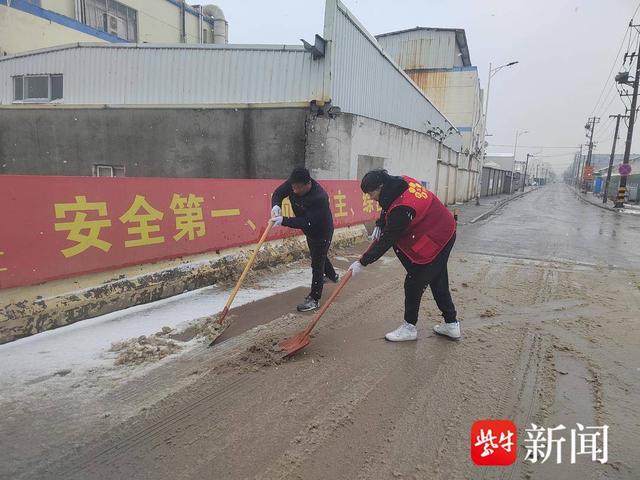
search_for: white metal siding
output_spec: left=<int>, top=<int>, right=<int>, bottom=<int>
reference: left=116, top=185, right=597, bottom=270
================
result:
left=328, top=1, right=461, bottom=151
left=376, top=30, right=458, bottom=70
left=0, top=44, right=325, bottom=105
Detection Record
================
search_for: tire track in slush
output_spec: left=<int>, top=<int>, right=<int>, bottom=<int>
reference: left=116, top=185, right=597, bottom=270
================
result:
left=58, top=375, right=254, bottom=479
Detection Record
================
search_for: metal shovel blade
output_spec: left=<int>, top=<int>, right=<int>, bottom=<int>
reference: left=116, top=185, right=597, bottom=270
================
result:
left=278, top=331, right=311, bottom=357
left=277, top=269, right=353, bottom=357
left=207, top=306, right=230, bottom=347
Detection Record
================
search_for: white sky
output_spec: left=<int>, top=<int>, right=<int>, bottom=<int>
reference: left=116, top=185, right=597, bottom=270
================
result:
left=194, top=1, right=640, bottom=173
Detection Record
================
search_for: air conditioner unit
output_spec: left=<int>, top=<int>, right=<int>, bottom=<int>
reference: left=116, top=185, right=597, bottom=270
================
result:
left=103, top=13, right=127, bottom=38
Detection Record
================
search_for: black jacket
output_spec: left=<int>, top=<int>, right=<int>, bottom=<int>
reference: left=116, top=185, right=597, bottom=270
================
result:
left=360, top=176, right=416, bottom=266
left=272, top=179, right=334, bottom=238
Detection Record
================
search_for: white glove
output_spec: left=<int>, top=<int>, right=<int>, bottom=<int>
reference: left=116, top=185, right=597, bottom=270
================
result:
left=271, top=205, right=282, bottom=218
left=349, top=261, right=364, bottom=275
left=371, top=226, right=382, bottom=241
left=272, top=216, right=283, bottom=226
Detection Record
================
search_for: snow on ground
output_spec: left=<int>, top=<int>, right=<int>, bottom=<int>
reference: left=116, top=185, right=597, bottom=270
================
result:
left=0, top=266, right=315, bottom=391
left=622, top=208, right=640, bottom=215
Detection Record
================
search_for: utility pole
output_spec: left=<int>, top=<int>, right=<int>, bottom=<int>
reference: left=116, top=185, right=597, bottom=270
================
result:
left=575, top=145, right=584, bottom=188
left=615, top=22, right=640, bottom=207
left=511, top=130, right=529, bottom=193
left=603, top=114, right=627, bottom=203
left=522, top=153, right=532, bottom=192
left=583, top=116, right=600, bottom=192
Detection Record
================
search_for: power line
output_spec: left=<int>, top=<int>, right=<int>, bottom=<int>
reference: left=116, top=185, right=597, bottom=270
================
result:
left=594, top=115, right=616, bottom=144
left=590, top=26, right=631, bottom=117
left=528, top=152, right=577, bottom=158
left=489, top=144, right=580, bottom=149
left=594, top=83, right=619, bottom=117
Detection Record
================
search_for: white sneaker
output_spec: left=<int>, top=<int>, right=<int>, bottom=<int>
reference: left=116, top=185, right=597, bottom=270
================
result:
left=385, top=322, right=418, bottom=342
left=433, top=321, right=461, bottom=340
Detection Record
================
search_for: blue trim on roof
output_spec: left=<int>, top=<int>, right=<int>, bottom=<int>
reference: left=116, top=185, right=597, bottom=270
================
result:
left=457, top=127, right=473, bottom=132
left=1, top=0, right=127, bottom=43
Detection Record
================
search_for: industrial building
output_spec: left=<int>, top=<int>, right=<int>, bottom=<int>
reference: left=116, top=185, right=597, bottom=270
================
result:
left=376, top=27, right=484, bottom=201
left=0, top=0, right=228, bottom=56
left=0, top=0, right=481, bottom=203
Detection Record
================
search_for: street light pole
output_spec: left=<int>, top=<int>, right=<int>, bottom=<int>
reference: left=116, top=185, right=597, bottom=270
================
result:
left=475, top=60, right=519, bottom=205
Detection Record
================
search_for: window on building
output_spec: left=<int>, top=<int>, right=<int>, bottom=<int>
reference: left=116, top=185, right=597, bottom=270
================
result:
left=13, top=75, right=63, bottom=103
left=203, top=29, right=209, bottom=44
left=357, top=155, right=386, bottom=180
left=94, top=165, right=126, bottom=177
left=85, top=0, right=138, bottom=42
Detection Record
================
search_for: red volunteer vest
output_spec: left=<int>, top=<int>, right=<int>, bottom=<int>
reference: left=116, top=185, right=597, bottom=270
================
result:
left=388, top=176, right=456, bottom=264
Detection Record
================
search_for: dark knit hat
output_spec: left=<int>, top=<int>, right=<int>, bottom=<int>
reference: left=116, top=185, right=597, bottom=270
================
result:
left=288, top=167, right=312, bottom=184
left=360, top=169, right=390, bottom=193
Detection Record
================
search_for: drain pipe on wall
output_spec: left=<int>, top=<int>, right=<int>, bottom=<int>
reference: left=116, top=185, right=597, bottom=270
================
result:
left=199, top=5, right=203, bottom=43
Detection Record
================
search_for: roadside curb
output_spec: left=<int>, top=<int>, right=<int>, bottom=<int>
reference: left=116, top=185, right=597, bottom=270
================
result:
left=570, top=186, right=620, bottom=213
left=0, top=225, right=368, bottom=345
left=469, top=188, right=539, bottom=224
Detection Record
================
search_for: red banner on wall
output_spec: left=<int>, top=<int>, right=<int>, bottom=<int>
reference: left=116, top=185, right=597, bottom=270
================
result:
left=0, top=176, right=380, bottom=290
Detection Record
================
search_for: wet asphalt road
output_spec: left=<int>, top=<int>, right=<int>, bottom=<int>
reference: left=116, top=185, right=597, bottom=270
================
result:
left=456, top=184, right=640, bottom=271
left=7, top=182, right=640, bottom=480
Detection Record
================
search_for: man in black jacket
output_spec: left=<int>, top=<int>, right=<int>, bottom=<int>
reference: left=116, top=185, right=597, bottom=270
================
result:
left=271, top=167, right=338, bottom=312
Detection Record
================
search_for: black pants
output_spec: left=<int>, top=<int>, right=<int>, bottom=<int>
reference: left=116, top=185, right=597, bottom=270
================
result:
left=396, top=233, right=457, bottom=325
left=307, top=232, right=336, bottom=301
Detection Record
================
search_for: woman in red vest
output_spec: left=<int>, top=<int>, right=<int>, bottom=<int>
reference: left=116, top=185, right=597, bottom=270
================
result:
left=349, top=169, right=461, bottom=341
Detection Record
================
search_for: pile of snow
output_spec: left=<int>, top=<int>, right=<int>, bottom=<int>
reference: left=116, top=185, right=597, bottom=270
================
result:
left=110, top=328, right=181, bottom=366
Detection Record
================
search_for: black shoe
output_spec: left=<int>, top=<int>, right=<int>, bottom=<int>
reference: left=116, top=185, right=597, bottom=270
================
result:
left=324, top=273, right=339, bottom=284
left=297, top=296, right=320, bottom=312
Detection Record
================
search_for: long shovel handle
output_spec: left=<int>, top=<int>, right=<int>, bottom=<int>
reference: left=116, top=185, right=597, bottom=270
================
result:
left=217, top=220, right=275, bottom=323
left=302, top=269, right=353, bottom=337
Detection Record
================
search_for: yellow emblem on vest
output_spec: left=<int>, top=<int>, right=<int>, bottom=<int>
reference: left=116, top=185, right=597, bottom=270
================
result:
left=408, top=181, right=428, bottom=200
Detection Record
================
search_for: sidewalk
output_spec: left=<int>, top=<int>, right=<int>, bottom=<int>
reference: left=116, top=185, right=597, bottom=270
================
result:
left=450, top=187, right=538, bottom=225
left=572, top=188, right=640, bottom=215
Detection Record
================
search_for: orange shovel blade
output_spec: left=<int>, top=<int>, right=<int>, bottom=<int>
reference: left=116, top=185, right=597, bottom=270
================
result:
left=278, top=331, right=311, bottom=357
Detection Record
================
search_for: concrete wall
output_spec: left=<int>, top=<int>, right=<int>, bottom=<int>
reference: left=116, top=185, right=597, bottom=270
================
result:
left=129, top=0, right=213, bottom=44
left=41, top=0, right=75, bottom=19
left=0, top=106, right=478, bottom=203
left=305, top=112, right=476, bottom=203
left=0, top=106, right=307, bottom=178
left=306, top=113, right=439, bottom=188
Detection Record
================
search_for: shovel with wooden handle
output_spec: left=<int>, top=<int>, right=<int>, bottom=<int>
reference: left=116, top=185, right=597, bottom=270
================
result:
left=278, top=235, right=380, bottom=356
left=208, top=219, right=275, bottom=346
left=278, top=269, right=353, bottom=357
